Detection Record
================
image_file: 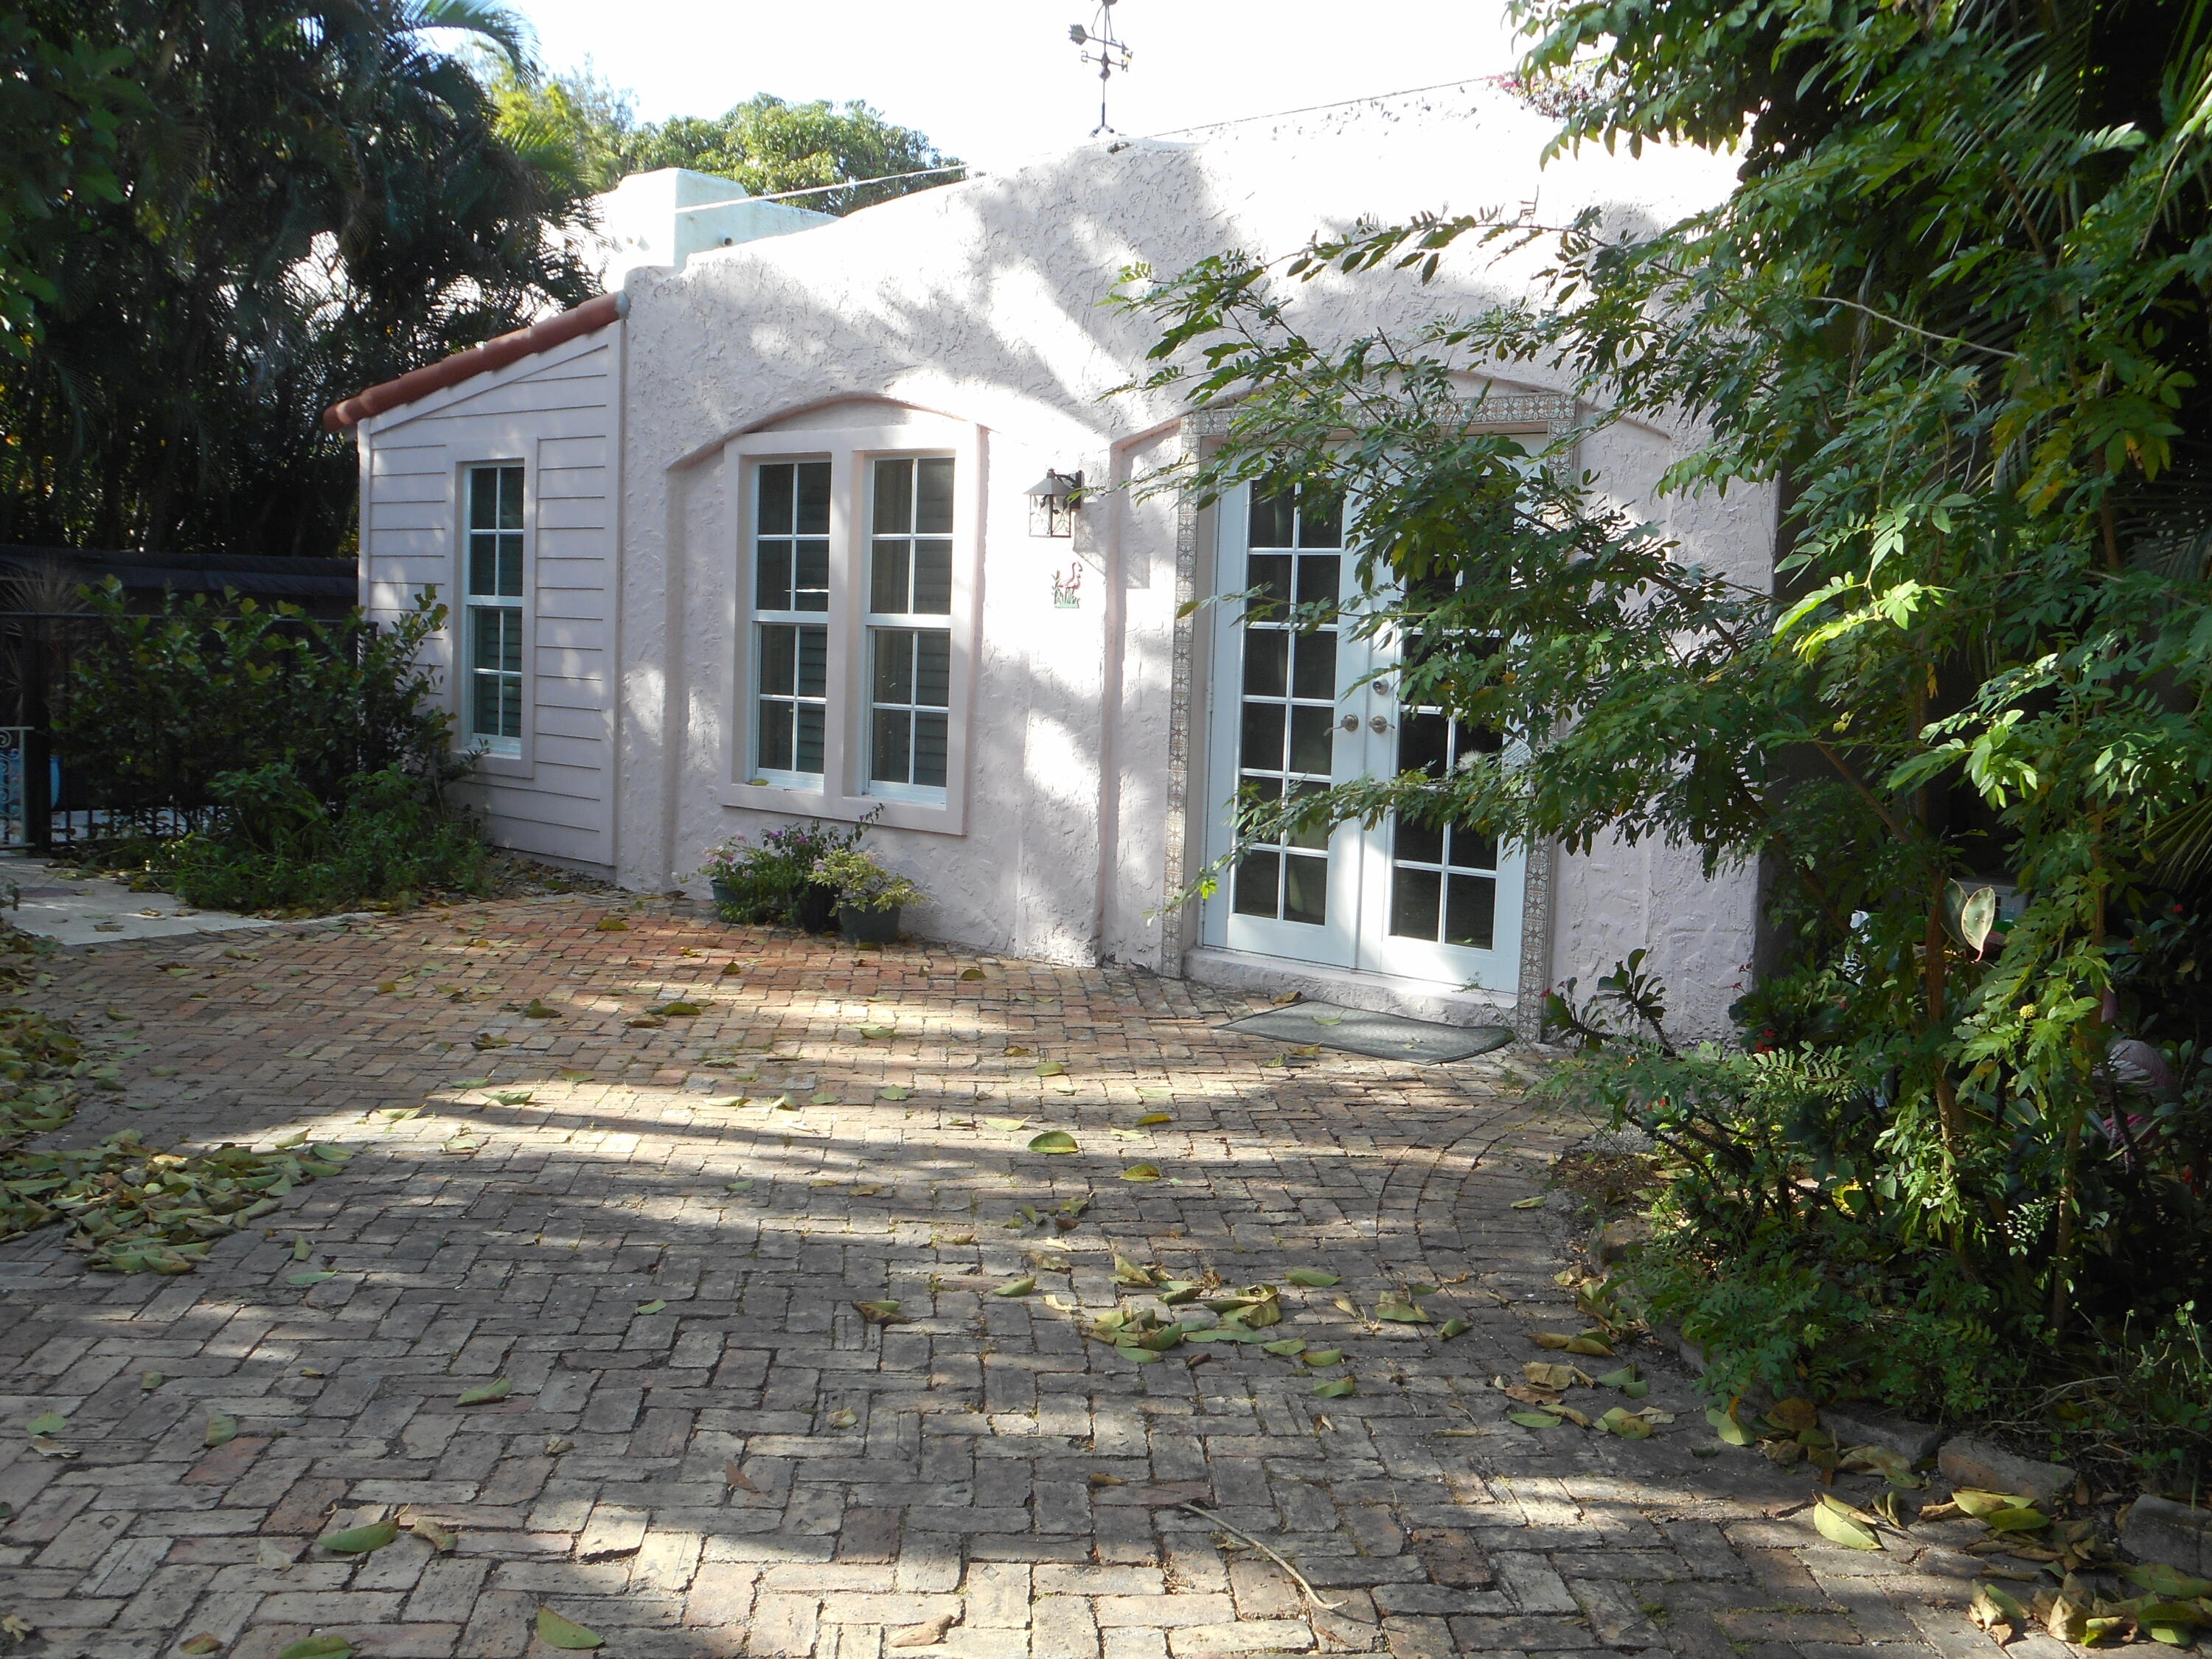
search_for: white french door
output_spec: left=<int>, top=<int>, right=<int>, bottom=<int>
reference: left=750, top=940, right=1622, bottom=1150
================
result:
left=1200, top=482, right=1524, bottom=993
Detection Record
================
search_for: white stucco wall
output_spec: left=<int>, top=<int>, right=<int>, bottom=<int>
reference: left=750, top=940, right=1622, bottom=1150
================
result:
left=335, top=86, right=1767, bottom=1034
left=602, top=87, right=1770, bottom=1034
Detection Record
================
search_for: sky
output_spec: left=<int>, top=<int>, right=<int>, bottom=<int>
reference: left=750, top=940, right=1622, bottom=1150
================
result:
left=502, top=1, right=1526, bottom=175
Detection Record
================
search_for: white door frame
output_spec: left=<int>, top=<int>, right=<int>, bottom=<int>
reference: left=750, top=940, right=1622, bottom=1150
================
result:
left=1162, top=394, right=1575, bottom=1037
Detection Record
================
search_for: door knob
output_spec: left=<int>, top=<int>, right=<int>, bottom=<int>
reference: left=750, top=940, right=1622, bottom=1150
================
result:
left=1369, top=716, right=1392, bottom=734
left=1340, top=715, right=1359, bottom=732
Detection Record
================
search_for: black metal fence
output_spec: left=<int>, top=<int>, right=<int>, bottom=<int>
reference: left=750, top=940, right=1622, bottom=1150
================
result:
left=0, top=609, right=327, bottom=852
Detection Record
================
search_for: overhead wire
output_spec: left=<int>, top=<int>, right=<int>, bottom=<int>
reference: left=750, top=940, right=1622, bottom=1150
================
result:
left=738, top=74, right=1510, bottom=208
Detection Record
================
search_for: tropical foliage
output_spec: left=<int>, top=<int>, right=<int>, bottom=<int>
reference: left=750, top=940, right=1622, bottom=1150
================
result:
left=0, top=0, right=599, bottom=560
left=0, top=1, right=139, bottom=358
left=495, top=70, right=962, bottom=213
left=1128, top=0, right=2212, bottom=1477
left=55, top=581, right=490, bottom=911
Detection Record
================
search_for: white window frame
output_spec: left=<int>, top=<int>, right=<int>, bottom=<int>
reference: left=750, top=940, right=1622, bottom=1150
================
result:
left=748, top=456, right=834, bottom=789
left=462, top=462, right=527, bottom=761
left=721, top=417, right=981, bottom=836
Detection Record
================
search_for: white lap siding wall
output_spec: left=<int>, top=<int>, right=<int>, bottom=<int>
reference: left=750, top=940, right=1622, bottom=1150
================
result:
left=352, top=324, right=624, bottom=874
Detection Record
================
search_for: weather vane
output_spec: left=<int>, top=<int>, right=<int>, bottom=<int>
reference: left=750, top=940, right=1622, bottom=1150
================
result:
left=1069, top=0, right=1133, bottom=136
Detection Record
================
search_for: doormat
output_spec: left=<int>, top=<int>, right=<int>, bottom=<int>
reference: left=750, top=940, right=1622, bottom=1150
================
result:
left=1220, top=1001, right=1514, bottom=1065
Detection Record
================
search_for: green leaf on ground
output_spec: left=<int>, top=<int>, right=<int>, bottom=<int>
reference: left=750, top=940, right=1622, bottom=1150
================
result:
left=1437, top=1318, right=1471, bottom=1340
left=855, top=1301, right=904, bottom=1324
left=1135, top=1111, right=1172, bottom=1125
left=536, top=1608, right=605, bottom=1649
left=292, top=1237, right=312, bottom=1260
left=634, top=1299, right=667, bottom=1315
left=1120, top=1163, right=1162, bottom=1181
left=288, top=1270, right=336, bottom=1285
left=457, top=1379, right=511, bottom=1406
left=1027, top=1130, right=1079, bottom=1155
left=880, top=1085, right=911, bottom=1100
left=206, top=1413, right=238, bottom=1447
left=140, top=1371, right=164, bottom=1391
left=1285, top=1269, right=1340, bottom=1287
left=1706, top=1405, right=1753, bottom=1446
left=1263, top=1339, right=1307, bottom=1356
left=1303, top=1349, right=1344, bottom=1366
left=1509, top=1410, right=1563, bottom=1428
left=994, top=1277, right=1037, bottom=1298
left=1374, top=1296, right=1430, bottom=1323
left=1509, top=1195, right=1547, bottom=1209
left=1812, top=1495, right=1882, bottom=1550
left=319, top=1517, right=400, bottom=1554
left=1312, top=1377, right=1357, bottom=1398
left=180, top=1636, right=223, bottom=1655
left=276, top=1639, right=353, bottom=1659
left=1035, top=1060, right=1067, bottom=1076
left=26, top=1412, right=63, bottom=1436
left=408, top=1516, right=458, bottom=1552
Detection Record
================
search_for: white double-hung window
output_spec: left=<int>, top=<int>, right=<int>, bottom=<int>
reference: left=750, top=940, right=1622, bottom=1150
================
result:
left=730, top=418, right=975, bottom=833
left=464, top=463, right=526, bottom=757
left=865, top=456, right=953, bottom=794
left=751, top=459, right=832, bottom=780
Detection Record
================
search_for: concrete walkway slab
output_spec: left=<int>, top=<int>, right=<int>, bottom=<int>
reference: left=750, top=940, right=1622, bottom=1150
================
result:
left=0, top=851, right=285, bottom=946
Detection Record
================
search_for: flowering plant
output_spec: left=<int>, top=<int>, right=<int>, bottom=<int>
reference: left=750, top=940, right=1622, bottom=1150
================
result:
left=694, top=819, right=866, bottom=922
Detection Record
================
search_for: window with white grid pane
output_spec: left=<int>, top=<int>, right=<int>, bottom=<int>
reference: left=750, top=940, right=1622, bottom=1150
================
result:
left=866, top=456, right=953, bottom=796
left=728, top=417, right=975, bottom=834
left=752, top=459, right=832, bottom=781
left=464, top=464, right=525, bottom=757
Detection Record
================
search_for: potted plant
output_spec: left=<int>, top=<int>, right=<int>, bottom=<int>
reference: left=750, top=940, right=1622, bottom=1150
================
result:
left=693, top=820, right=866, bottom=929
left=768, top=820, right=864, bottom=931
left=698, top=833, right=765, bottom=919
left=812, top=846, right=925, bottom=944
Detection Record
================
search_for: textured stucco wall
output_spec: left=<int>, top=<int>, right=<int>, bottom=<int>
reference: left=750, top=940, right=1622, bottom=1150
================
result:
left=612, top=86, right=1772, bottom=1032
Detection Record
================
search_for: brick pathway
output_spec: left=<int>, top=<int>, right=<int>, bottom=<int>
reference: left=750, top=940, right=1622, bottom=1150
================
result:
left=0, top=895, right=2006, bottom=1659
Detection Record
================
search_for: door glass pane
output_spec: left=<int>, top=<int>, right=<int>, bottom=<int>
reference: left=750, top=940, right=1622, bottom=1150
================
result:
left=1233, top=850, right=1281, bottom=917
left=1386, top=704, right=1500, bottom=948
left=1231, top=481, right=1340, bottom=927
left=1444, top=874, right=1497, bottom=949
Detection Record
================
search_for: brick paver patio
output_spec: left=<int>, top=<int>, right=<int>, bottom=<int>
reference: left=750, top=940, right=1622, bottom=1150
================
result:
left=0, top=894, right=2006, bottom=1659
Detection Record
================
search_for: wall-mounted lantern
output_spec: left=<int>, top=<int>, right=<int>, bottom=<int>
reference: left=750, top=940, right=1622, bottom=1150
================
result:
left=1026, top=469, right=1085, bottom=538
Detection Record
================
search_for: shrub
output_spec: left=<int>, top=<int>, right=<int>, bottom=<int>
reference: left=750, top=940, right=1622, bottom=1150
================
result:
left=55, top=580, right=453, bottom=826
left=698, top=821, right=862, bottom=924
left=812, top=846, right=925, bottom=914
left=55, top=581, right=488, bottom=912
left=158, top=762, right=490, bottom=914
